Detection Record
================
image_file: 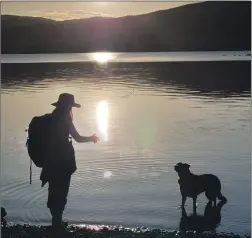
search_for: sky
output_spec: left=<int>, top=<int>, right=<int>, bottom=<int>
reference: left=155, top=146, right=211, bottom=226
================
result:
left=1, top=1, right=198, bottom=21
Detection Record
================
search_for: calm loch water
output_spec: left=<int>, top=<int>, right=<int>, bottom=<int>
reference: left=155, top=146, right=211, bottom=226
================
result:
left=1, top=53, right=251, bottom=235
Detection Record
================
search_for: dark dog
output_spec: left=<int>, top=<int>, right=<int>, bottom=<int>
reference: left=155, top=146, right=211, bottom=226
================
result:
left=174, top=162, right=227, bottom=212
left=179, top=200, right=226, bottom=233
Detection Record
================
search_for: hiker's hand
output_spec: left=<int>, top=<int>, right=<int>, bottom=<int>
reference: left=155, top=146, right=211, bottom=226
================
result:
left=91, top=134, right=99, bottom=143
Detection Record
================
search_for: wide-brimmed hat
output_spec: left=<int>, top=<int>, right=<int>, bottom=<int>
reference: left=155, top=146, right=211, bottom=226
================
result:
left=51, top=93, right=81, bottom=108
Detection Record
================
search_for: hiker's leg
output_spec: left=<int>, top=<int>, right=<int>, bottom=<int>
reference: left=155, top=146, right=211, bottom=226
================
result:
left=47, top=178, right=60, bottom=225
left=57, top=174, right=71, bottom=219
left=47, top=174, right=71, bottom=227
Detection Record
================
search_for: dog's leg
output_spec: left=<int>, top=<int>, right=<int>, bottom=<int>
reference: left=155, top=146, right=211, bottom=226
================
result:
left=182, top=206, right=187, bottom=218
left=182, top=196, right=186, bottom=208
left=193, top=197, right=197, bottom=215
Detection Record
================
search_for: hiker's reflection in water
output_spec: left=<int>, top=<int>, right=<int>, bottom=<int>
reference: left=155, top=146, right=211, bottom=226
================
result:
left=179, top=200, right=227, bottom=233
left=39, top=93, right=99, bottom=237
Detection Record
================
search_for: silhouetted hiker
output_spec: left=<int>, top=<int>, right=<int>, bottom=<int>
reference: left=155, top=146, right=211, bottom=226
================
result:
left=26, top=93, right=99, bottom=237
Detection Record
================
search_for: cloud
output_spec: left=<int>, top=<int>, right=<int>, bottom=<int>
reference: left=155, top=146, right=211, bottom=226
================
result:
left=31, top=10, right=114, bottom=21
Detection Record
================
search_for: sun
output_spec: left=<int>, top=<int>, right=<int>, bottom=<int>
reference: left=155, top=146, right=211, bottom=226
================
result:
left=93, top=52, right=114, bottom=63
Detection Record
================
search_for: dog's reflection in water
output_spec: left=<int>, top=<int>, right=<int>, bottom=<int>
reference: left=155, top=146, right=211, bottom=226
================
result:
left=179, top=200, right=227, bottom=233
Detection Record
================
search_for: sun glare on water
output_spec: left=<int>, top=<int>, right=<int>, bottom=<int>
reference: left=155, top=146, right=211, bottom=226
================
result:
left=96, top=100, right=109, bottom=141
left=103, top=171, right=112, bottom=179
left=93, top=52, right=114, bottom=63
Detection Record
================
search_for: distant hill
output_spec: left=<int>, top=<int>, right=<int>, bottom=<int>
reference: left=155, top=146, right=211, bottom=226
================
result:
left=1, top=1, right=251, bottom=54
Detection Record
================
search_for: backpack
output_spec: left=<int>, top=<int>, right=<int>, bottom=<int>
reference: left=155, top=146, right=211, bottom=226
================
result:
left=26, top=113, right=54, bottom=168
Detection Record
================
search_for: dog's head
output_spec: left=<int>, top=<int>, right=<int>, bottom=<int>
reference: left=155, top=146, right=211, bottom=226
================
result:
left=174, top=162, right=191, bottom=175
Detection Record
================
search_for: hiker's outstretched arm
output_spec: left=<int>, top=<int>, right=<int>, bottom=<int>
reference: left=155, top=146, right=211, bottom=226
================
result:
left=69, top=122, right=99, bottom=143
left=69, top=123, right=93, bottom=143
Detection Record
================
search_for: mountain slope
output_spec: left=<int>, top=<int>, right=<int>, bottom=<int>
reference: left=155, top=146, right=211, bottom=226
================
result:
left=1, top=1, right=251, bottom=54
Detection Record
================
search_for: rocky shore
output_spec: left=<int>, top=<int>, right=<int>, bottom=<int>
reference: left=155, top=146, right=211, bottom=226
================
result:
left=1, top=224, right=251, bottom=238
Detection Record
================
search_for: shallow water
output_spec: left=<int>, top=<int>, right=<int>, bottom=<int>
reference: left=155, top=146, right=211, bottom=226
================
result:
left=1, top=56, right=251, bottom=235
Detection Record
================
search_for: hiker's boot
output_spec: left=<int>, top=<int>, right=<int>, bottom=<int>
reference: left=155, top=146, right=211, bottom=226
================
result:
left=51, top=216, right=72, bottom=238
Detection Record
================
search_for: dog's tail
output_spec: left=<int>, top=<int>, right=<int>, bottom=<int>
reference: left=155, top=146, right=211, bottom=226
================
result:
left=217, top=192, right=227, bottom=203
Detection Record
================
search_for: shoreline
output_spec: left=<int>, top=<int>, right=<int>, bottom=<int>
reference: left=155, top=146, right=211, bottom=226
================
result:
left=1, top=51, right=251, bottom=64
left=1, top=224, right=251, bottom=238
